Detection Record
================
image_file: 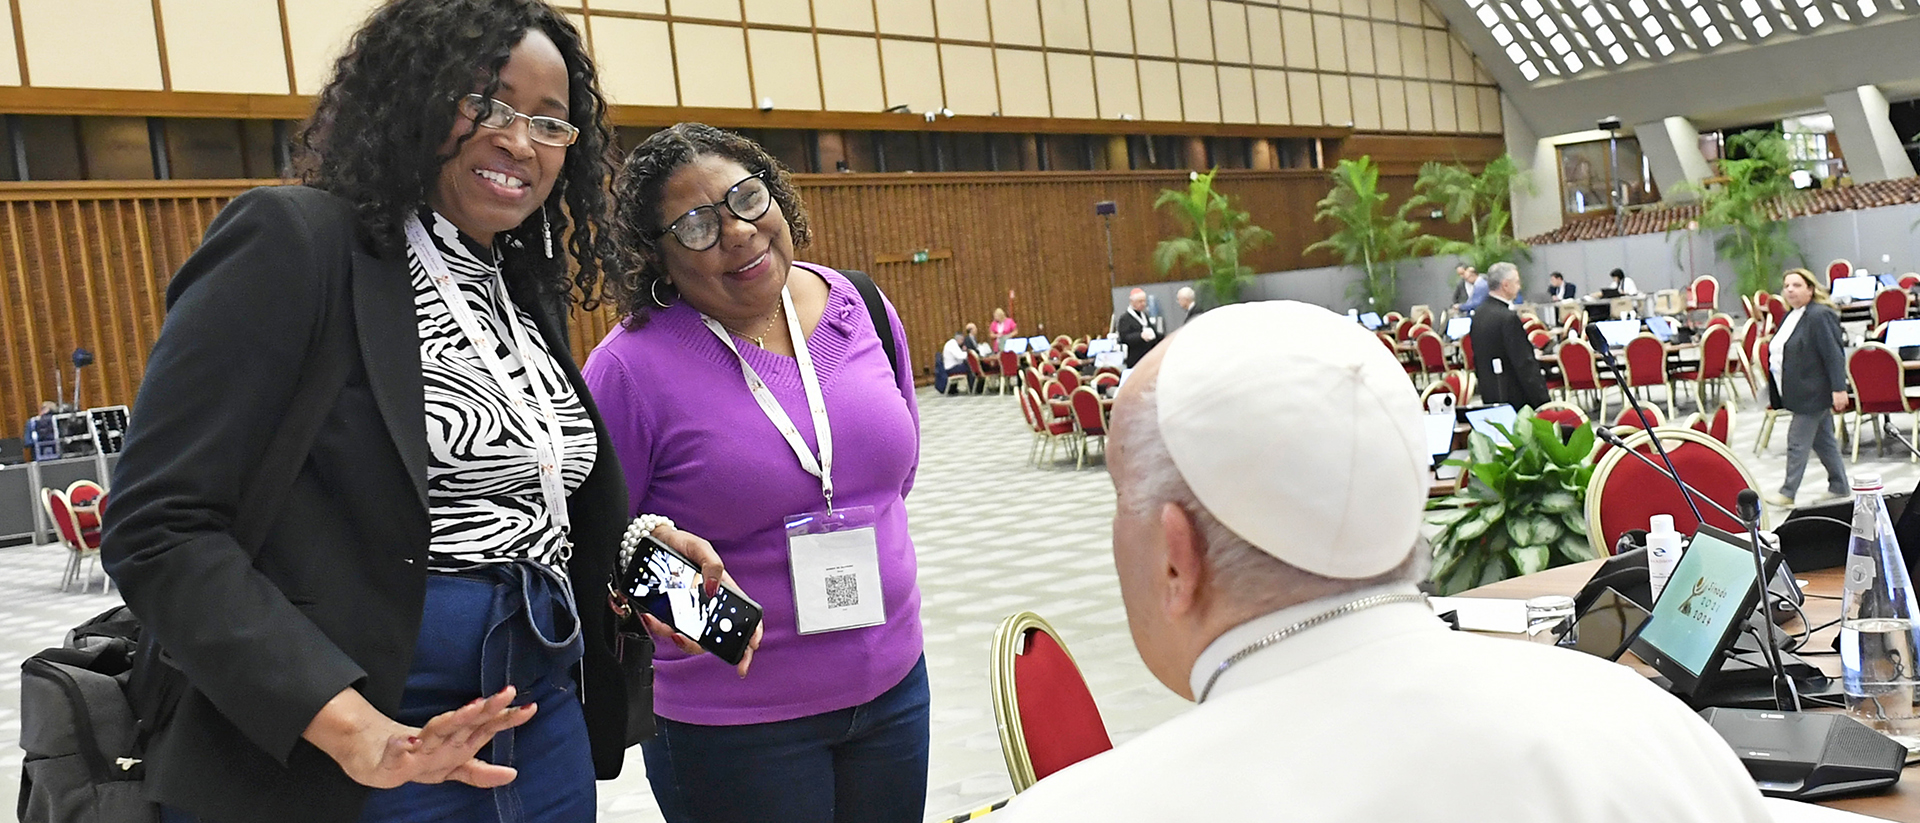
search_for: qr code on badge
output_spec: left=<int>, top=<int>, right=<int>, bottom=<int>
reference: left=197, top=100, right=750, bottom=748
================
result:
left=826, top=573, right=859, bottom=608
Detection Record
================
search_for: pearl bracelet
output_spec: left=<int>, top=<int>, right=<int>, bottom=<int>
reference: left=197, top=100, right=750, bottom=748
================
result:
left=618, top=514, right=675, bottom=571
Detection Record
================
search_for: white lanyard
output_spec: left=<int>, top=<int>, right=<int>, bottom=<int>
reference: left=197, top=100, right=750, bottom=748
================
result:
left=403, top=213, right=571, bottom=542
left=1129, top=308, right=1149, bottom=326
left=702, top=286, right=835, bottom=511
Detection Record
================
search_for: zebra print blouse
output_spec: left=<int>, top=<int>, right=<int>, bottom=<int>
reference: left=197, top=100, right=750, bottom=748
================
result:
left=411, top=210, right=597, bottom=572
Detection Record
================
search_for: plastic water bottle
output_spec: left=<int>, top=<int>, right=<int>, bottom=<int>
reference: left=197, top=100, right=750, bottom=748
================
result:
left=1839, top=473, right=1920, bottom=741
left=1646, top=514, right=1682, bottom=602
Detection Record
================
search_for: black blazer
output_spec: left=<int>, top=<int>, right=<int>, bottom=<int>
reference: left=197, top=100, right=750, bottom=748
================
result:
left=1547, top=282, right=1577, bottom=301
left=1774, top=302, right=1849, bottom=414
left=1115, top=310, right=1163, bottom=367
left=1469, top=298, right=1551, bottom=410
left=100, top=186, right=631, bottom=823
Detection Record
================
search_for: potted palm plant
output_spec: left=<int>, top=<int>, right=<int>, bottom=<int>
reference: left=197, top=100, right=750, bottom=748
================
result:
left=1152, top=169, right=1275, bottom=306
left=1672, top=130, right=1805, bottom=297
left=1412, top=153, right=1532, bottom=273
left=1306, top=156, right=1427, bottom=313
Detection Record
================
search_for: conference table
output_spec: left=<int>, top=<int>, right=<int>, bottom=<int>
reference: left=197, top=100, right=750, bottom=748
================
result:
left=1460, top=561, right=1920, bottom=820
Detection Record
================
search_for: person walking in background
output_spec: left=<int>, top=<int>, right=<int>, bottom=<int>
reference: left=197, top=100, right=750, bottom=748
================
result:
left=588, top=123, right=929, bottom=823
left=1470, top=263, right=1550, bottom=411
left=989, top=307, right=1018, bottom=348
left=1765, top=268, right=1850, bottom=509
left=99, top=3, right=673, bottom=821
left=1116, top=288, right=1164, bottom=368
left=1547, top=271, right=1577, bottom=301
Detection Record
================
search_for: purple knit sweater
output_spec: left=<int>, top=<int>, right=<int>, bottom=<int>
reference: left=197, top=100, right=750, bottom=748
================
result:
left=582, top=264, right=923, bottom=725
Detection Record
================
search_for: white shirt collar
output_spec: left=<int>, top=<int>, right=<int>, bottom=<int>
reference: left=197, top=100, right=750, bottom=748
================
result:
left=1187, top=581, right=1429, bottom=701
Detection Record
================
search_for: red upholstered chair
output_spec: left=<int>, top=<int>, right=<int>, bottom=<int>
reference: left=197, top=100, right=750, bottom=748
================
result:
left=1459, top=332, right=1476, bottom=372
left=968, top=350, right=1002, bottom=395
left=1671, top=324, right=1733, bottom=413
left=1442, top=370, right=1475, bottom=406
left=1847, top=343, right=1920, bottom=462
left=1022, top=368, right=1044, bottom=399
left=1384, top=312, right=1404, bottom=325
left=1068, top=387, right=1108, bottom=468
left=1614, top=405, right=1664, bottom=430
left=1533, top=401, right=1590, bottom=429
left=1056, top=367, right=1082, bottom=393
left=1767, top=298, right=1787, bottom=331
left=1741, top=293, right=1758, bottom=321
left=1902, top=274, right=1920, bottom=290
left=1413, top=330, right=1447, bottom=385
left=1073, top=341, right=1088, bottom=358
left=1585, top=428, right=1762, bottom=557
left=65, top=479, right=105, bottom=532
left=1623, top=334, right=1676, bottom=419
left=1092, top=372, right=1120, bottom=392
left=991, top=612, right=1113, bottom=792
left=1528, top=329, right=1553, bottom=350
left=1705, top=403, right=1735, bottom=444
left=41, top=488, right=106, bottom=593
left=998, top=351, right=1021, bottom=391
left=1053, top=335, right=1072, bottom=353
left=1556, top=338, right=1613, bottom=421
left=1729, top=319, right=1762, bottom=399
left=1874, top=287, right=1911, bottom=327
left=1564, top=313, right=1586, bottom=339
left=1419, top=380, right=1458, bottom=410
left=1689, top=275, right=1718, bottom=310
left=1025, top=389, right=1078, bottom=466
left=1706, top=313, right=1733, bottom=331
left=1825, top=259, right=1852, bottom=287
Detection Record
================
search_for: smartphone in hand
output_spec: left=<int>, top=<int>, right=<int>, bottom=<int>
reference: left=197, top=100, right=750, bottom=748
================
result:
left=623, top=535, right=763, bottom=665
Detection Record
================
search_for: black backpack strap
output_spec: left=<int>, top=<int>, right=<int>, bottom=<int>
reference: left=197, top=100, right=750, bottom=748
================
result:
left=839, top=269, right=898, bottom=376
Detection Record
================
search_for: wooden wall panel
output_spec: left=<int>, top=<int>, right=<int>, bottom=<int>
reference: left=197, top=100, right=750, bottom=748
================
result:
left=0, top=156, right=1480, bottom=421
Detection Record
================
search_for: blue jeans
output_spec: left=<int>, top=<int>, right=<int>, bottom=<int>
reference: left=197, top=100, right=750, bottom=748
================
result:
left=641, top=656, right=930, bottom=823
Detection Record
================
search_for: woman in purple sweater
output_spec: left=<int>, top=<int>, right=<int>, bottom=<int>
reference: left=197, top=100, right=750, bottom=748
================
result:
left=583, top=124, right=926, bottom=823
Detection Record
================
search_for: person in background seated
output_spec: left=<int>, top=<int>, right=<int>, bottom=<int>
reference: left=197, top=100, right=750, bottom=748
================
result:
left=1453, top=267, right=1489, bottom=313
left=936, top=328, right=980, bottom=395
left=1115, top=288, right=1164, bottom=368
left=1765, top=268, right=1850, bottom=509
left=1547, top=271, right=1578, bottom=301
left=23, top=400, right=57, bottom=461
left=962, top=322, right=985, bottom=355
left=1470, top=263, right=1551, bottom=412
left=989, top=307, right=1018, bottom=348
left=1591, top=268, right=1638, bottom=298
left=1174, top=286, right=1203, bottom=324
left=993, top=301, right=1771, bottom=823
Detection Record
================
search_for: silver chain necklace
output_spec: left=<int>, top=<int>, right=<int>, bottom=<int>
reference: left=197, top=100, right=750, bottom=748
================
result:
left=1197, top=593, right=1429, bottom=704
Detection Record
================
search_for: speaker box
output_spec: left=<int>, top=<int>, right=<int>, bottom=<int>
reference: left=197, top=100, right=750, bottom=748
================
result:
left=1700, top=708, right=1906, bottom=800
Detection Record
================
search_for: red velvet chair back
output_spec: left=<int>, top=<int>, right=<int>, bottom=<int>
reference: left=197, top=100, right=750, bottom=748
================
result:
left=1069, top=388, right=1106, bottom=435
left=1706, top=314, right=1733, bottom=330
left=1073, top=342, right=1088, bottom=358
left=43, top=489, right=99, bottom=551
left=1690, top=276, right=1718, bottom=309
left=1093, top=372, right=1119, bottom=391
left=999, top=350, right=1020, bottom=377
left=1460, top=333, right=1476, bottom=370
left=1056, top=367, right=1081, bottom=392
left=1708, top=404, right=1732, bottom=444
left=1826, top=259, right=1851, bottom=286
left=1587, top=429, right=1757, bottom=557
left=1043, top=379, right=1067, bottom=400
left=1441, top=370, right=1468, bottom=399
left=1903, top=274, right=1920, bottom=290
left=1614, top=405, right=1662, bottom=429
left=1534, top=406, right=1587, bottom=428
left=1695, top=324, right=1730, bottom=380
left=1023, top=368, right=1043, bottom=397
left=1875, top=288, right=1910, bottom=327
left=1849, top=344, right=1911, bottom=414
left=1017, top=388, right=1041, bottom=433
left=1012, top=626, right=1113, bottom=783
left=1742, top=294, right=1757, bottom=320
left=1623, top=335, right=1667, bottom=388
left=1768, top=299, right=1786, bottom=329
left=1415, top=332, right=1446, bottom=372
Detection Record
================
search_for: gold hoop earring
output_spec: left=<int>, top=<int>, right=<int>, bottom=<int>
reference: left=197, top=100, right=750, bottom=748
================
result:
left=649, top=278, right=675, bottom=309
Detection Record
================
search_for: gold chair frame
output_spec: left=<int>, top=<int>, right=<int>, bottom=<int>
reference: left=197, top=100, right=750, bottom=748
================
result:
left=990, top=611, right=1094, bottom=794
left=1584, top=426, right=1762, bottom=559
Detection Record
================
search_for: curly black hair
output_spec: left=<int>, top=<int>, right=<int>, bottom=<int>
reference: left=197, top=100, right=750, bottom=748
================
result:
left=298, top=0, right=615, bottom=308
left=607, top=123, right=812, bottom=325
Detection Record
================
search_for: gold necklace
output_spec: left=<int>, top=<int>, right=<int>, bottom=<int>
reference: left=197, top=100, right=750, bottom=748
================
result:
left=726, top=302, right=784, bottom=348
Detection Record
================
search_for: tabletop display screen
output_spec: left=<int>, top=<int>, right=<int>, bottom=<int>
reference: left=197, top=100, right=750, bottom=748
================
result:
left=1085, top=338, right=1116, bottom=356
left=1630, top=525, right=1772, bottom=692
left=1446, top=316, right=1473, bottom=339
left=1591, top=319, right=1640, bottom=348
left=1463, top=405, right=1518, bottom=447
left=1644, top=316, right=1676, bottom=342
left=1879, top=273, right=1901, bottom=288
left=1885, top=319, right=1920, bottom=349
left=1424, top=412, right=1457, bottom=459
left=1026, top=336, right=1050, bottom=351
left=1001, top=337, right=1030, bottom=354
left=1359, top=312, right=1383, bottom=329
left=1094, top=351, right=1126, bottom=371
left=1831, top=276, right=1878, bottom=304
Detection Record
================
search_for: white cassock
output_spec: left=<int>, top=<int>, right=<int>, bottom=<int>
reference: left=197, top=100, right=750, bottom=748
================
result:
left=996, top=584, right=1772, bottom=823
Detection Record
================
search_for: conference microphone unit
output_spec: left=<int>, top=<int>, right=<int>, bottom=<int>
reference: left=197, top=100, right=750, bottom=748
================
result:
left=1700, top=708, right=1905, bottom=800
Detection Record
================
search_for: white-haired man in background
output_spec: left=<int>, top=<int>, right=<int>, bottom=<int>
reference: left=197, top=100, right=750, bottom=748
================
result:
left=994, top=301, right=1768, bottom=822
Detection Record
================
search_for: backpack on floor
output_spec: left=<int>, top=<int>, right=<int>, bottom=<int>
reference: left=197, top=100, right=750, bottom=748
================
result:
left=17, top=605, right=157, bottom=823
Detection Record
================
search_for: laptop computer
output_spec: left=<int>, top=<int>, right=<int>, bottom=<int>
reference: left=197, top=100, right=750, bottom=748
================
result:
left=1445, top=316, right=1473, bottom=340
left=1885, top=319, right=1920, bottom=350
left=1025, top=335, right=1050, bottom=352
left=1084, top=338, right=1116, bottom=357
left=1644, top=315, right=1677, bottom=342
left=1830, top=275, right=1878, bottom=304
left=1598, top=287, right=1623, bottom=299
left=1359, top=311, right=1383, bottom=330
left=1878, top=273, right=1901, bottom=289
left=1463, top=405, right=1519, bottom=447
left=1001, top=337, right=1030, bottom=354
left=1591, top=318, right=1641, bottom=348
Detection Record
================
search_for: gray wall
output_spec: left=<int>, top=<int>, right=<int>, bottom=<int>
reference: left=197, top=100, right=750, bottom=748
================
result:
left=1117, top=200, right=1920, bottom=326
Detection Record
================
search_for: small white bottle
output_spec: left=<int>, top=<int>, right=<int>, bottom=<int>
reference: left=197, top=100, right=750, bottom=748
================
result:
left=1646, top=514, right=1682, bottom=601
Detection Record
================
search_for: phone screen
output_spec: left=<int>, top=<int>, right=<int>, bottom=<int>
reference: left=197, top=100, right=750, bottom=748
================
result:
left=625, top=537, right=762, bottom=666
left=1561, top=587, right=1651, bottom=661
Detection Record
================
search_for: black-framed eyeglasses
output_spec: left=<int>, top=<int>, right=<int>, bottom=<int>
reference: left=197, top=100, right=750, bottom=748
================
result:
left=656, top=172, right=772, bottom=251
left=457, top=93, right=579, bottom=147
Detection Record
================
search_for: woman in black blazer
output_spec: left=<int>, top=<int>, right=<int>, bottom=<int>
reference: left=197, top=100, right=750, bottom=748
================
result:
left=100, top=3, right=720, bottom=821
left=1765, top=268, right=1852, bottom=508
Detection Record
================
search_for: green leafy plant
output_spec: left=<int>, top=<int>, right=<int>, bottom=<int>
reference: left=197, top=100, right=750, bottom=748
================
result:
left=1306, top=156, right=1429, bottom=314
left=1671, top=130, right=1806, bottom=297
left=1426, top=408, right=1599, bottom=596
left=1412, top=153, right=1533, bottom=274
left=1152, top=168, right=1275, bottom=306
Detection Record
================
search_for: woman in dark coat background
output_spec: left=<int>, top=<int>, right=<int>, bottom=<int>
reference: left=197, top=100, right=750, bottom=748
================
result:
left=1765, top=267, right=1851, bottom=508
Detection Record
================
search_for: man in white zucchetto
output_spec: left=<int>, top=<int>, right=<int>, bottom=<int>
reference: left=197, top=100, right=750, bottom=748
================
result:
left=993, top=301, right=1769, bottom=823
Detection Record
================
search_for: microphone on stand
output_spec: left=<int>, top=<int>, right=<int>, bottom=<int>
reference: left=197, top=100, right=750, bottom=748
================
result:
left=1586, top=324, right=1704, bottom=528
left=1739, top=489, right=1801, bottom=712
